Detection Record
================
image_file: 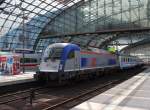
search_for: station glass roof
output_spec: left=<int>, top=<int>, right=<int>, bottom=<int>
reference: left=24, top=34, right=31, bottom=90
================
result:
left=0, top=0, right=81, bottom=49
left=0, top=0, right=150, bottom=52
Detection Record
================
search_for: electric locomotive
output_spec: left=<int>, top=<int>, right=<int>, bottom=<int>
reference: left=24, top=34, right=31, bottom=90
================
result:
left=35, top=43, right=143, bottom=82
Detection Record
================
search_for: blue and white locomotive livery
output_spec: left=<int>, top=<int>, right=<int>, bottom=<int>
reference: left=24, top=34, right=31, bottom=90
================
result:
left=35, top=43, right=143, bottom=81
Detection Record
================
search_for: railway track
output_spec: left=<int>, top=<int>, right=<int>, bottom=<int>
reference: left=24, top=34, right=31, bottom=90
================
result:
left=0, top=79, right=120, bottom=110
left=0, top=67, right=145, bottom=110
left=42, top=80, right=121, bottom=110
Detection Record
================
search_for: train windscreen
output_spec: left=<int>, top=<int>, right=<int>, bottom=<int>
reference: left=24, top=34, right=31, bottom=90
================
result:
left=43, top=47, right=63, bottom=61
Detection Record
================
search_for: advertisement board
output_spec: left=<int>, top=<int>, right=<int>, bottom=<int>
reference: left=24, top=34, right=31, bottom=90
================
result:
left=0, top=52, right=20, bottom=75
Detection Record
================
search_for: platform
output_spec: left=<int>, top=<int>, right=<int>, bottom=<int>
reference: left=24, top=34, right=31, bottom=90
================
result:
left=0, top=72, right=35, bottom=86
left=71, top=68, right=150, bottom=110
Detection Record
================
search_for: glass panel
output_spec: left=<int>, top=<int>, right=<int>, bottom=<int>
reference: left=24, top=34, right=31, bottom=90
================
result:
left=0, top=0, right=81, bottom=49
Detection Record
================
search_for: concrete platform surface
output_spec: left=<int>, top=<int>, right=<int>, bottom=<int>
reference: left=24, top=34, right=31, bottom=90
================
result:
left=0, top=72, right=35, bottom=86
left=71, top=68, right=150, bottom=110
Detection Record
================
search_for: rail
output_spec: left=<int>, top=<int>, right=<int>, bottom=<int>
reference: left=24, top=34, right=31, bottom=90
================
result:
left=0, top=79, right=120, bottom=108
left=0, top=87, right=41, bottom=105
left=42, top=79, right=122, bottom=110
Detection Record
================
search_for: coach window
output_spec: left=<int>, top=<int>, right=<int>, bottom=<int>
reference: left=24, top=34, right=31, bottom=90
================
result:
left=20, top=58, right=23, bottom=63
left=34, top=59, right=37, bottom=63
left=26, top=58, right=30, bottom=63
left=68, top=51, right=75, bottom=59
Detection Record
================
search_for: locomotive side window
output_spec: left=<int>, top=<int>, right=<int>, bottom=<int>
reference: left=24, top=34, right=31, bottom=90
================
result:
left=68, top=51, right=75, bottom=59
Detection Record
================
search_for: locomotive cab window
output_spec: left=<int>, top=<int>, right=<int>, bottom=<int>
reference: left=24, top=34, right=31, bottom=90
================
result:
left=43, top=47, right=63, bottom=61
left=51, top=48, right=63, bottom=60
left=68, top=51, right=75, bottom=59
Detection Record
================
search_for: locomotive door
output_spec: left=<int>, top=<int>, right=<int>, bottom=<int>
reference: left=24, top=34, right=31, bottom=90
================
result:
left=74, top=51, right=80, bottom=71
left=65, top=50, right=80, bottom=71
left=65, top=51, right=75, bottom=71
